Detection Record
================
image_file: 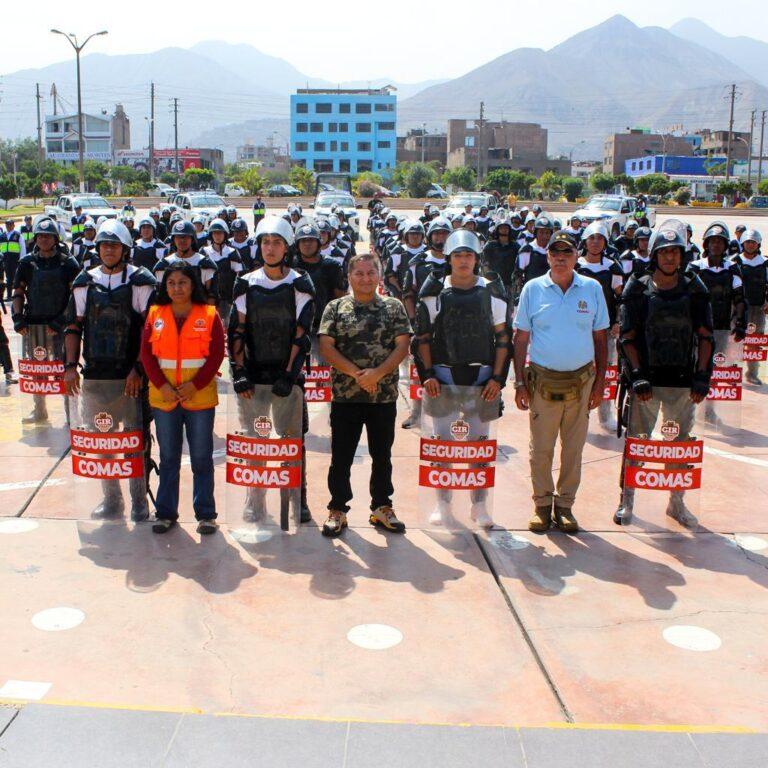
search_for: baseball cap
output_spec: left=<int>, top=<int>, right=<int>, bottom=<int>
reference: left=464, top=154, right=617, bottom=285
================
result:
left=547, top=231, right=577, bottom=249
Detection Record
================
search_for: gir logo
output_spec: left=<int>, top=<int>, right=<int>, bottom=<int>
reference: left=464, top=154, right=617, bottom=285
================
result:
left=748, top=322, right=757, bottom=334
left=94, top=412, right=114, bottom=433
left=713, top=352, right=726, bottom=366
left=450, top=419, right=470, bottom=441
left=253, top=416, right=273, bottom=438
left=660, top=420, right=680, bottom=441
left=32, top=346, right=47, bottom=361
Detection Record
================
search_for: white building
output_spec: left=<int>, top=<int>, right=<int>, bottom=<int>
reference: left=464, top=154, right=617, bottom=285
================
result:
left=45, top=105, right=130, bottom=165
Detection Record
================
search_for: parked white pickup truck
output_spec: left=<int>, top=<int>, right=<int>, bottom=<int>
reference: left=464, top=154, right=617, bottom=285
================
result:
left=572, top=195, right=656, bottom=238
left=172, top=192, right=227, bottom=225
left=44, top=194, right=117, bottom=232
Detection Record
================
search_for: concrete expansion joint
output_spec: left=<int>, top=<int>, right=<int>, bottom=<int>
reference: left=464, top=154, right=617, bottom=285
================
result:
left=200, top=602, right=236, bottom=711
left=531, top=607, right=768, bottom=633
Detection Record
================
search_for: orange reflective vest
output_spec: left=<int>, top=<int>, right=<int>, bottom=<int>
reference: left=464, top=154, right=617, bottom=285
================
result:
left=146, top=303, right=218, bottom=411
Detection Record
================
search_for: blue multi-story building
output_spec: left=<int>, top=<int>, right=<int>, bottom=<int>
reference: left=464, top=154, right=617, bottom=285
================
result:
left=624, top=154, right=726, bottom=178
left=290, top=87, right=397, bottom=176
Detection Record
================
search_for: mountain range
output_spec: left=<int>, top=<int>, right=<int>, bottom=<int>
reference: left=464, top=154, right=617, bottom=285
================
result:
left=1, top=16, right=766, bottom=162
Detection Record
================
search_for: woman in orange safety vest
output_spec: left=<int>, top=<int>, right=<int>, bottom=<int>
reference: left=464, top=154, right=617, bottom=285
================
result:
left=141, top=258, right=225, bottom=535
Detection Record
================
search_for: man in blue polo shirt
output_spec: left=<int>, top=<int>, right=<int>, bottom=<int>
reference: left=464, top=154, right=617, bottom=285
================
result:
left=512, top=230, right=609, bottom=534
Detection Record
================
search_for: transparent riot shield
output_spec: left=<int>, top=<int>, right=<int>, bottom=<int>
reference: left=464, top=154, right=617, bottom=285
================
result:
left=17, top=325, right=69, bottom=434
left=743, top=321, right=768, bottom=385
left=698, top=332, right=743, bottom=437
left=225, top=383, right=303, bottom=532
left=616, top=387, right=702, bottom=528
left=305, top=336, right=331, bottom=447
left=69, top=379, right=148, bottom=521
left=418, top=385, right=500, bottom=531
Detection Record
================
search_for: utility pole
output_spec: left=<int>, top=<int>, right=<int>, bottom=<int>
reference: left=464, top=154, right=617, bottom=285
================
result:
left=172, top=97, right=179, bottom=178
left=35, top=83, right=44, bottom=173
left=725, top=83, right=736, bottom=181
left=421, top=122, right=426, bottom=164
left=758, top=110, right=767, bottom=188
left=747, top=109, right=756, bottom=185
left=149, top=82, right=155, bottom=181
left=476, top=101, right=485, bottom=184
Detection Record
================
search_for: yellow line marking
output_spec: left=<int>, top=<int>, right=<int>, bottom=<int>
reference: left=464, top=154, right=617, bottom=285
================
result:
left=0, top=698, right=759, bottom=733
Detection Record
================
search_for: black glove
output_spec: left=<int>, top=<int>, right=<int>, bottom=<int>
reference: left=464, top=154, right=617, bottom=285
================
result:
left=271, top=371, right=294, bottom=398
left=12, top=313, right=26, bottom=333
left=631, top=378, right=652, bottom=397
left=231, top=366, right=252, bottom=394
left=691, top=370, right=711, bottom=398
left=733, top=325, right=746, bottom=343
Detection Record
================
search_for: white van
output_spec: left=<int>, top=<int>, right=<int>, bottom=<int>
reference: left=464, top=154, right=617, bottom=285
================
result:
left=224, top=184, right=246, bottom=197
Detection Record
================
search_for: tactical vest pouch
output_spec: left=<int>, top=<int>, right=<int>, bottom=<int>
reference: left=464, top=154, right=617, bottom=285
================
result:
left=527, top=362, right=594, bottom=402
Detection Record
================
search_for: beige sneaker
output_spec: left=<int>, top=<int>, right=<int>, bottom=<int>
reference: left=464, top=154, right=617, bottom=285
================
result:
left=528, top=504, right=552, bottom=533
left=322, top=510, right=348, bottom=537
left=369, top=506, right=406, bottom=533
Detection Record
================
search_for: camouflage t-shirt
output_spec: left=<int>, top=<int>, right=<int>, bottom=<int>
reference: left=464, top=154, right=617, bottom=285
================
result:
left=319, top=294, right=412, bottom=403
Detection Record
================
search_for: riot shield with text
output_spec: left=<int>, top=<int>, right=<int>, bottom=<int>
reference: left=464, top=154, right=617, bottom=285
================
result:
left=225, top=384, right=303, bottom=532
left=69, top=379, right=148, bottom=520
left=418, top=385, right=500, bottom=531
left=617, top=387, right=702, bottom=528
left=743, top=324, right=768, bottom=383
left=17, top=325, right=68, bottom=431
left=305, top=338, right=331, bottom=445
left=698, top=333, right=743, bottom=437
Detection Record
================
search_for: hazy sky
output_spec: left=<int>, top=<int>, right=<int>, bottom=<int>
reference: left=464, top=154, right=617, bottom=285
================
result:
left=4, top=0, right=766, bottom=82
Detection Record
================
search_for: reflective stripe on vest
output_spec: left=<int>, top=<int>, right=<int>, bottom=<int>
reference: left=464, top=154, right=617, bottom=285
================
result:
left=146, top=303, right=218, bottom=411
left=0, top=233, right=21, bottom=254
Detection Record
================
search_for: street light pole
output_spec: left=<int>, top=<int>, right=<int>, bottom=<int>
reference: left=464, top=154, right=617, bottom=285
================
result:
left=50, top=29, right=108, bottom=194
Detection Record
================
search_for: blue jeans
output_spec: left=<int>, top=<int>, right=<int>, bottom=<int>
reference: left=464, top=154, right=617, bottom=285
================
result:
left=152, top=406, right=216, bottom=521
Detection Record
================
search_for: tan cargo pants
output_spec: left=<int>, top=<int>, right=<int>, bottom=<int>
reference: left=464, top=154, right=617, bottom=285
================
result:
left=527, top=364, right=595, bottom=509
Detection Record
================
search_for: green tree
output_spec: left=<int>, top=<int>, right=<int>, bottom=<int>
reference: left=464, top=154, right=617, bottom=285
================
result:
left=352, top=171, right=383, bottom=196
left=614, top=173, right=636, bottom=194
left=674, top=187, right=691, bottom=205
left=58, top=166, right=80, bottom=188
left=96, top=180, right=112, bottom=197
left=562, top=177, right=585, bottom=202
left=159, top=172, right=179, bottom=186
left=110, top=165, right=139, bottom=190
left=758, top=179, right=768, bottom=196
left=736, top=180, right=753, bottom=199
left=705, top=160, right=726, bottom=177
left=406, top=163, right=437, bottom=197
left=289, top=166, right=314, bottom=194
left=181, top=167, right=216, bottom=190
left=441, top=166, right=476, bottom=191
left=648, top=176, right=671, bottom=197
left=717, top=180, right=738, bottom=201
left=537, top=171, right=563, bottom=199
left=591, top=172, right=616, bottom=193
left=483, top=169, right=514, bottom=194
left=237, top=167, right=266, bottom=195
left=123, top=181, right=148, bottom=197
left=0, top=177, right=18, bottom=207
left=83, top=160, right=110, bottom=191
left=391, top=162, right=413, bottom=190
left=264, top=169, right=289, bottom=185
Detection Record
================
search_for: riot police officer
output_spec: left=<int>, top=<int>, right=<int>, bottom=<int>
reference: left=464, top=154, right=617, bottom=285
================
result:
left=132, top=217, right=167, bottom=271
left=618, top=226, right=652, bottom=280
left=0, top=219, right=26, bottom=301
left=482, top=216, right=518, bottom=295
left=513, top=214, right=554, bottom=301
left=63, top=220, right=156, bottom=520
left=615, top=219, right=715, bottom=528
left=732, top=229, right=767, bottom=385
left=576, top=222, right=624, bottom=432
left=12, top=217, right=81, bottom=422
left=684, top=223, right=701, bottom=266
left=612, top=220, right=639, bottom=257
left=375, top=211, right=400, bottom=258
left=293, top=221, right=346, bottom=345
left=192, top=215, right=209, bottom=250
left=154, top=220, right=216, bottom=300
left=72, top=219, right=98, bottom=268
left=414, top=229, right=510, bottom=528
left=229, top=217, right=315, bottom=522
left=229, top=219, right=260, bottom=272
left=384, top=219, right=426, bottom=300
left=201, top=218, right=243, bottom=320
left=317, top=218, right=347, bottom=270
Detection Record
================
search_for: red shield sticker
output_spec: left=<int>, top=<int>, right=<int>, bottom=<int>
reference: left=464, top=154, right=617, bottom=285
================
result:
left=450, top=419, right=470, bottom=441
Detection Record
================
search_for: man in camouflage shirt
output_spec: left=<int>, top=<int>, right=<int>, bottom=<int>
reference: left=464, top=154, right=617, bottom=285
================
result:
left=318, top=252, right=412, bottom=537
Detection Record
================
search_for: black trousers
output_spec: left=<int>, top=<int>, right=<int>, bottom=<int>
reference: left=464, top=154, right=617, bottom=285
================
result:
left=327, top=401, right=397, bottom=513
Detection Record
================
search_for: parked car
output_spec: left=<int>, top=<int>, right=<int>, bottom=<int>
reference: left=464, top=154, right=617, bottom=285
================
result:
left=426, top=184, right=448, bottom=199
left=148, top=182, right=178, bottom=198
left=443, top=192, right=498, bottom=218
left=572, top=195, right=656, bottom=237
left=223, top=184, right=246, bottom=197
left=172, top=192, right=227, bottom=224
left=267, top=184, right=301, bottom=197
left=44, top=194, right=117, bottom=233
left=312, top=190, right=361, bottom=241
